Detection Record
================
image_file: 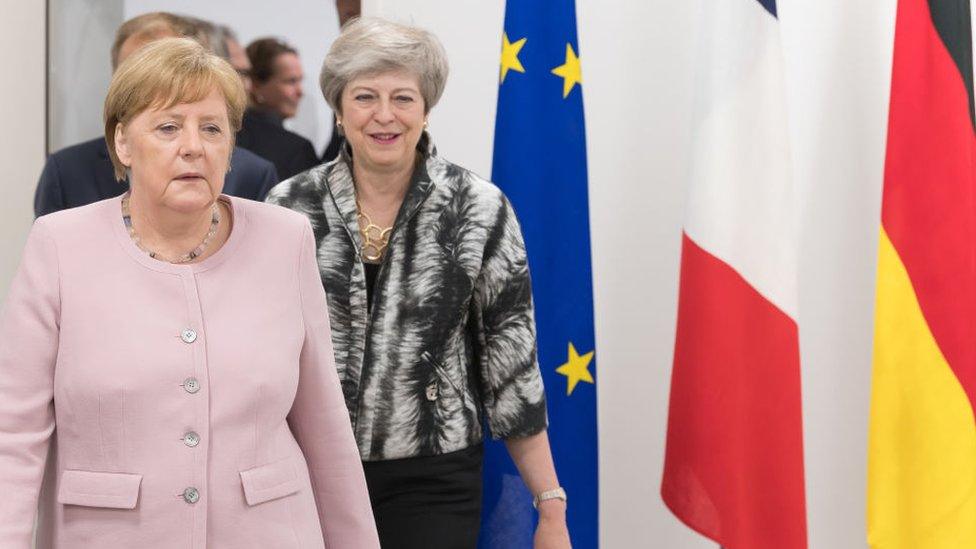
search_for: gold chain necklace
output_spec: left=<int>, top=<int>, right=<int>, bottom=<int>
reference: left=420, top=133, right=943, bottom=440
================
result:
left=122, top=194, right=220, bottom=263
left=356, top=199, right=392, bottom=263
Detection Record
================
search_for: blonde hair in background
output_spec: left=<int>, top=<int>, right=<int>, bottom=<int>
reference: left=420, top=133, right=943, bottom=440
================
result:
left=103, top=37, right=246, bottom=181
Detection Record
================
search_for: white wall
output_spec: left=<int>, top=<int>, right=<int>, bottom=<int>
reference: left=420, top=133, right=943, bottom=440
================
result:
left=0, top=1, right=46, bottom=297
left=47, top=0, right=124, bottom=153
left=781, top=2, right=894, bottom=547
left=369, top=0, right=895, bottom=547
left=578, top=1, right=704, bottom=547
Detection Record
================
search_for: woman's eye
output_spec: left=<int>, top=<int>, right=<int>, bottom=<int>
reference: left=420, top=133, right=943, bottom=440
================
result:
left=158, top=124, right=178, bottom=134
left=395, top=95, right=415, bottom=103
left=203, top=125, right=222, bottom=135
left=355, top=94, right=374, bottom=101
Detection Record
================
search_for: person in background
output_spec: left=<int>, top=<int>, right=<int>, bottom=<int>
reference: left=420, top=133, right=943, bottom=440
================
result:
left=221, top=25, right=253, bottom=94
left=334, top=0, right=360, bottom=28
left=183, top=15, right=230, bottom=59
left=320, top=0, right=362, bottom=163
left=237, top=37, right=319, bottom=180
left=2, top=37, right=379, bottom=548
left=33, top=12, right=278, bottom=219
left=267, top=17, right=572, bottom=549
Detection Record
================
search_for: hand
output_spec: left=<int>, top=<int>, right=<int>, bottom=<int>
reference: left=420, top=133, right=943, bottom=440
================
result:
left=534, top=501, right=571, bottom=549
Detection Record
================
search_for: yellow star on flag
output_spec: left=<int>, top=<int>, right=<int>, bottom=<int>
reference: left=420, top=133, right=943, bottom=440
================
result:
left=499, top=33, right=527, bottom=83
left=556, top=342, right=594, bottom=396
left=551, top=43, right=582, bottom=98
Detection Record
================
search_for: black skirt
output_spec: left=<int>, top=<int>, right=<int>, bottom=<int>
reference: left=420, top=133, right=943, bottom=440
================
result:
left=362, top=444, right=484, bottom=549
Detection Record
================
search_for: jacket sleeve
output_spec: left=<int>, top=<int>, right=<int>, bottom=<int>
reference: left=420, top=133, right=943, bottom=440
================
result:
left=34, top=155, right=66, bottom=218
left=287, top=220, right=379, bottom=549
left=473, top=194, right=549, bottom=440
left=0, top=220, right=60, bottom=545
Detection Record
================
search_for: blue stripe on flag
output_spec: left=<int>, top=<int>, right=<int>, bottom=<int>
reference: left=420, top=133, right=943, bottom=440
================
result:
left=756, top=0, right=778, bottom=17
left=480, top=0, right=598, bottom=547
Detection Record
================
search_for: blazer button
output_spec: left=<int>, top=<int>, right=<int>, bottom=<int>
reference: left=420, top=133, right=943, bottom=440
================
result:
left=425, top=382, right=438, bottom=401
left=181, top=329, right=197, bottom=344
left=183, top=431, right=200, bottom=447
left=182, top=487, right=200, bottom=504
left=183, top=377, right=200, bottom=394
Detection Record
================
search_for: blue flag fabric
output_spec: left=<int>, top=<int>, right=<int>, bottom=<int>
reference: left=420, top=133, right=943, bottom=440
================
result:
left=479, top=1, right=598, bottom=547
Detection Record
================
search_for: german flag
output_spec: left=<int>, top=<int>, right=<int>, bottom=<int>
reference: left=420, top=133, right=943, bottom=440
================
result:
left=867, top=0, right=976, bottom=547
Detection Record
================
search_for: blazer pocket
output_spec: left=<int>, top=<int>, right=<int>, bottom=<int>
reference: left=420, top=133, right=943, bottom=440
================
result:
left=421, top=351, right=466, bottom=406
left=57, top=470, right=143, bottom=509
left=239, top=456, right=301, bottom=506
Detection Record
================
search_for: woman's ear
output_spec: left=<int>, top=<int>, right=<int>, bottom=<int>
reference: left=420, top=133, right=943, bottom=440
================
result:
left=114, top=123, right=131, bottom=167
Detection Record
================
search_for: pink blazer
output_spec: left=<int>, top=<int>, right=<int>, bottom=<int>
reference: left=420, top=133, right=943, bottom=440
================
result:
left=0, top=195, right=380, bottom=548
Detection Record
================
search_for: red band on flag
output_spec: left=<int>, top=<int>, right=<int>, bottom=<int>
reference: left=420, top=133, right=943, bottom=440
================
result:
left=662, top=233, right=807, bottom=549
left=881, top=0, right=976, bottom=410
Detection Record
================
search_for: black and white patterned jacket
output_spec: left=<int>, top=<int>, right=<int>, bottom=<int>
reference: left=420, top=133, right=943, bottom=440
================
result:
left=266, top=139, right=548, bottom=461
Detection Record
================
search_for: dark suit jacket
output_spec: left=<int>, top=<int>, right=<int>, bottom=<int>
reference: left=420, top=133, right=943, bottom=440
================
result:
left=236, top=109, right=319, bottom=180
left=34, top=137, right=280, bottom=218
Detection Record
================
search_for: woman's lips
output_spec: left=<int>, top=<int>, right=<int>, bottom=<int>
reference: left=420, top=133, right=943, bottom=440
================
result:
left=370, top=133, right=400, bottom=145
left=174, top=173, right=205, bottom=182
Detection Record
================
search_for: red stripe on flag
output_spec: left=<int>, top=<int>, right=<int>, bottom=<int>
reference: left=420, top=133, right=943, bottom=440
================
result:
left=662, top=233, right=807, bottom=549
left=881, top=0, right=976, bottom=410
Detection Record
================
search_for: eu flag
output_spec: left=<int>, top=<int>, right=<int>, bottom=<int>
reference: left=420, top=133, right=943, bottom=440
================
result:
left=479, top=0, right=598, bottom=547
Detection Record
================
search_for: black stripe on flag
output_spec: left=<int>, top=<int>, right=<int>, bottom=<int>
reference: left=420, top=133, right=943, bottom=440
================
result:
left=929, top=0, right=975, bottom=128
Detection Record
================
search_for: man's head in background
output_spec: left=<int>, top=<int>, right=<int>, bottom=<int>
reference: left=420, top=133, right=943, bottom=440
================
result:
left=110, top=12, right=195, bottom=70
left=110, top=13, right=249, bottom=90
left=220, top=25, right=253, bottom=94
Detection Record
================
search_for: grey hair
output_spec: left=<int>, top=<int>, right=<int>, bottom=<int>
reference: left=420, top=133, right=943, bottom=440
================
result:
left=320, top=17, right=449, bottom=115
left=182, top=16, right=231, bottom=60
left=218, top=24, right=238, bottom=45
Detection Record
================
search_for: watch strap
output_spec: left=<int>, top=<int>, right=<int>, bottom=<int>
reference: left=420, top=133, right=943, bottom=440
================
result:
left=532, top=487, right=567, bottom=509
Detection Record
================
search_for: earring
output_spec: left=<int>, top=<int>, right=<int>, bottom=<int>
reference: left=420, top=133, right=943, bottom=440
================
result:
left=335, top=119, right=344, bottom=137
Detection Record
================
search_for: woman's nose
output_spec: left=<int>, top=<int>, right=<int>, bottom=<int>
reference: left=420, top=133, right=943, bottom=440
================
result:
left=373, top=99, right=395, bottom=123
left=179, top=129, right=204, bottom=158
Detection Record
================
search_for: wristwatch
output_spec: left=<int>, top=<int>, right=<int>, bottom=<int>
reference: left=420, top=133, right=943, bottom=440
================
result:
left=532, top=487, right=567, bottom=509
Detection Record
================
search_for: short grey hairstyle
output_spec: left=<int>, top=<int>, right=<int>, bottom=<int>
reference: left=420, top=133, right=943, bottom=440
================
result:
left=320, top=17, right=449, bottom=115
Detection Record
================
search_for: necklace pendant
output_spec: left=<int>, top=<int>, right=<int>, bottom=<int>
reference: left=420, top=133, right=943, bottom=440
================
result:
left=356, top=199, right=392, bottom=263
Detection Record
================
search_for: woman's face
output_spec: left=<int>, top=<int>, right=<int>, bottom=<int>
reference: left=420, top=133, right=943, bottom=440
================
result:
left=340, top=70, right=426, bottom=176
left=252, top=52, right=303, bottom=119
left=114, top=87, right=232, bottom=214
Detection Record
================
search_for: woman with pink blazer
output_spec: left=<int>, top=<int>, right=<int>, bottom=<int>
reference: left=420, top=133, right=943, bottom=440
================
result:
left=0, top=38, right=379, bottom=548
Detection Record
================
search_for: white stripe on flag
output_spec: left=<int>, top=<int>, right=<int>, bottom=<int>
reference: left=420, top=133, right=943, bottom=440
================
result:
left=683, top=0, right=797, bottom=317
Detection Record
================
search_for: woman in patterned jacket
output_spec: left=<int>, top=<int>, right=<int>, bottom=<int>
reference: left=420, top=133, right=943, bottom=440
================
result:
left=266, top=16, right=571, bottom=549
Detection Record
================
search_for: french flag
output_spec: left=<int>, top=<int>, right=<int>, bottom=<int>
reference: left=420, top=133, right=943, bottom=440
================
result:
left=660, top=0, right=807, bottom=548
